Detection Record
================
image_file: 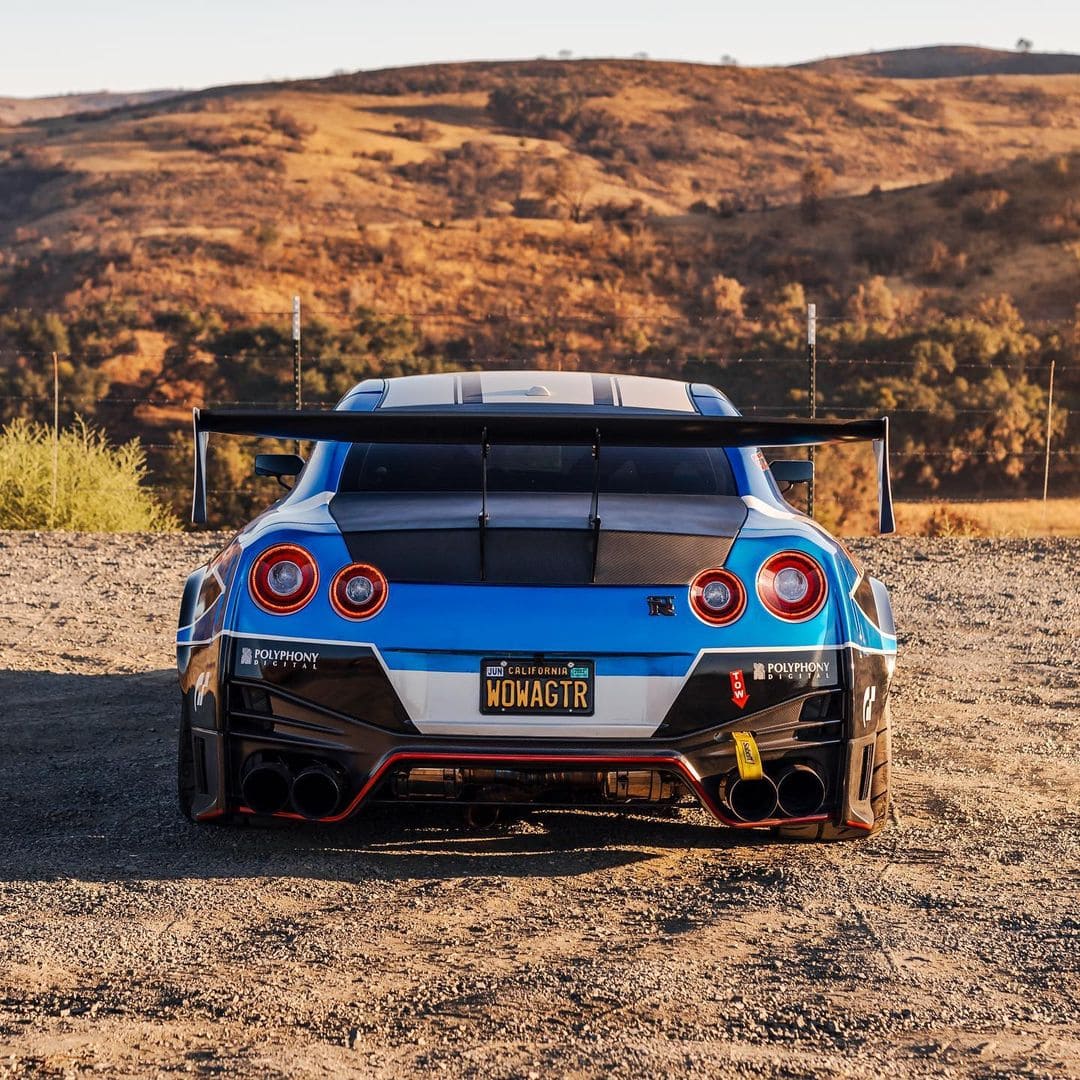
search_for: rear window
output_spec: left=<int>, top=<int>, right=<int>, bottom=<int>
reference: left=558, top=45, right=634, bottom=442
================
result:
left=338, top=443, right=736, bottom=496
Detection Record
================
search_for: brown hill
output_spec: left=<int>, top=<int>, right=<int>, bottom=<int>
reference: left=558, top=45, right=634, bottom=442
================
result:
left=796, top=45, right=1080, bottom=79
left=0, top=89, right=183, bottom=127
left=2, top=59, right=1079, bottom=322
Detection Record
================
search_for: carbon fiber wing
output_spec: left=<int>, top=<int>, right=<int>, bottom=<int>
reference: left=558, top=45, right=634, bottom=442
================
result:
left=191, top=406, right=894, bottom=532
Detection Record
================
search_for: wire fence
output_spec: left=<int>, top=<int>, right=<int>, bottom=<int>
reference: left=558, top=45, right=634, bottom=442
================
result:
left=1, top=316, right=1076, bottom=517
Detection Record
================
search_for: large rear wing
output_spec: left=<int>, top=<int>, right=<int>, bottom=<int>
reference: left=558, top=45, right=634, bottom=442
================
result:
left=191, top=406, right=894, bottom=533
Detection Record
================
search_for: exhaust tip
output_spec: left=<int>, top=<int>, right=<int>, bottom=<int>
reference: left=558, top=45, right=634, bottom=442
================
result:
left=727, top=775, right=779, bottom=822
left=240, top=758, right=292, bottom=815
left=776, top=764, right=827, bottom=817
left=291, top=763, right=343, bottom=820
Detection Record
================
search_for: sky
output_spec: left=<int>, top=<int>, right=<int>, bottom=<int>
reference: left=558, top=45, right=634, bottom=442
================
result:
left=4, top=0, right=1080, bottom=98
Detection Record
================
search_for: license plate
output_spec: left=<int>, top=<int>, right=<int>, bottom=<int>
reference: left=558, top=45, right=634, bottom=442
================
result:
left=480, top=658, right=595, bottom=716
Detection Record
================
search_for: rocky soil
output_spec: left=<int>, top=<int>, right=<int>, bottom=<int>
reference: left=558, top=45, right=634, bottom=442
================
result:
left=0, top=532, right=1077, bottom=1079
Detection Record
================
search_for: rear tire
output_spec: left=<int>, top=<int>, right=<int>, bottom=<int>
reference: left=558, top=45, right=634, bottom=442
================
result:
left=773, top=704, right=892, bottom=842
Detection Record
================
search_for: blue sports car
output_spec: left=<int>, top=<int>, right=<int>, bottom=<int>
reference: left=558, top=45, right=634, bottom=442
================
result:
left=178, top=371, right=896, bottom=839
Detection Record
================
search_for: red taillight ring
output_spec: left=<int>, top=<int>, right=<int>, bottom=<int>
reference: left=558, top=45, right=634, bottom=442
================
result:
left=757, top=551, right=828, bottom=621
left=689, top=568, right=746, bottom=627
left=249, top=544, right=319, bottom=615
left=330, top=563, right=388, bottom=620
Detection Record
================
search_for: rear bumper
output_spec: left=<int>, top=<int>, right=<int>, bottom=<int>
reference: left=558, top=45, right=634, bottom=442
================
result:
left=180, top=629, right=893, bottom=832
left=186, top=683, right=874, bottom=830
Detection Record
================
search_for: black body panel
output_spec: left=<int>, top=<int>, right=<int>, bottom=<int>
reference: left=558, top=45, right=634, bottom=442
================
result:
left=657, top=648, right=843, bottom=736
left=330, top=492, right=746, bottom=585
left=229, top=636, right=417, bottom=735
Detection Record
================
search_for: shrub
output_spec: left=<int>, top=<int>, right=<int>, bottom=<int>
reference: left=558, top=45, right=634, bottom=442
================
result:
left=899, top=94, right=945, bottom=122
left=910, top=236, right=968, bottom=280
left=253, top=221, right=280, bottom=248
left=393, top=119, right=440, bottom=143
left=920, top=505, right=986, bottom=538
left=487, top=85, right=583, bottom=137
left=799, top=162, right=833, bottom=224
left=267, top=108, right=314, bottom=141
left=0, top=418, right=178, bottom=531
left=961, top=187, right=1012, bottom=227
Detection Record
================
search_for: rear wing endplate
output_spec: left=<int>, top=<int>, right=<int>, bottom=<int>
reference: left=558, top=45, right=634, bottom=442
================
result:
left=191, top=407, right=895, bottom=533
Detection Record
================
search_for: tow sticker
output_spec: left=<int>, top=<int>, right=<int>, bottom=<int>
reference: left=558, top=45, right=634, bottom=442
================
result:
left=729, top=669, right=749, bottom=709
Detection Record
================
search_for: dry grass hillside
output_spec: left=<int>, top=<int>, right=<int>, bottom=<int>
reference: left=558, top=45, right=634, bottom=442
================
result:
left=2, top=60, right=1079, bottom=322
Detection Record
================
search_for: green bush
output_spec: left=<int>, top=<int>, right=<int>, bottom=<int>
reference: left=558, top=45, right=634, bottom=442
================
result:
left=0, top=418, right=178, bottom=531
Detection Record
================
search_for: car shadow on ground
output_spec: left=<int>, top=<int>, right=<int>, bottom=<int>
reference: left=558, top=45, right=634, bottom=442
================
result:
left=0, top=668, right=785, bottom=886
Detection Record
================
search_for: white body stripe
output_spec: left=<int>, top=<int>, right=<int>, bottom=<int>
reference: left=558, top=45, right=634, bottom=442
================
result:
left=375, top=370, right=697, bottom=411
left=394, top=671, right=678, bottom=739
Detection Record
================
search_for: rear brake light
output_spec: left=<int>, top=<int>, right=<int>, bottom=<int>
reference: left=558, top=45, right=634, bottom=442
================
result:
left=689, top=568, right=746, bottom=626
left=757, top=551, right=827, bottom=621
left=330, top=563, right=388, bottom=620
left=249, top=544, right=318, bottom=614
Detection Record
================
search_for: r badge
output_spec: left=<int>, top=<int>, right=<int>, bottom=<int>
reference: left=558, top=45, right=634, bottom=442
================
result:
left=647, top=595, right=676, bottom=617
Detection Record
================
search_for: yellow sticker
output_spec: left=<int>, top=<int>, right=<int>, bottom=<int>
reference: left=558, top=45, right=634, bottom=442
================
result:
left=731, top=731, right=763, bottom=781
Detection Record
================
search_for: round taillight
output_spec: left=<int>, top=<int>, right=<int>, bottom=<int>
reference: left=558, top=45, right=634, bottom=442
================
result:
left=689, top=568, right=746, bottom=626
left=330, top=563, right=388, bottom=620
left=249, top=544, right=318, bottom=614
left=757, top=551, right=827, bottom=621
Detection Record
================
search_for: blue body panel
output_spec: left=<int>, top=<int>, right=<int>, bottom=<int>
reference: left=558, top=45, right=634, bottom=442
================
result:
left=178, top=376, right=894, bottom=677
left=178, top=508, right=895, bottom=672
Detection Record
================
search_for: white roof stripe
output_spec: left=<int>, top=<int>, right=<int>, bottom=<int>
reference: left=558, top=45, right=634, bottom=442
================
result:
left=377, top=371, right=697, bottom=411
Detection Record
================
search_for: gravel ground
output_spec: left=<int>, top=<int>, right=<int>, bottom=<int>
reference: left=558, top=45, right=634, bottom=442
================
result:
left=0, top=532, right=1077, bottom=1079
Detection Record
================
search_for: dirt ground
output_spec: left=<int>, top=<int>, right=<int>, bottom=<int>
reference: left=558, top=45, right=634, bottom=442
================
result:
left=0, top=531, right=1077, bottom=1079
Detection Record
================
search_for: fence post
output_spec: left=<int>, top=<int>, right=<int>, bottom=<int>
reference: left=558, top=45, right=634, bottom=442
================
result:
left=292, top=295, right=302, bottom=411
left=51, top=351, right=59, bottom=525
left=1042, top=358, right=1055, bottom=502
left=292, top=296, right=302, bottom=456
left=807, top=303, right=816, bottom=517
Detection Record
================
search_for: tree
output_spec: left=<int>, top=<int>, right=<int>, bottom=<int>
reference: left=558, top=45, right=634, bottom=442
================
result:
left=1016, top=38, right=1033, bottom=53
left=845, top=276, right=897, bottom=330
left=708, top=274, right=747, bottom=338
left=541, top=158, right=593, bottom=223
left=799, top=162, right=833, bottom=224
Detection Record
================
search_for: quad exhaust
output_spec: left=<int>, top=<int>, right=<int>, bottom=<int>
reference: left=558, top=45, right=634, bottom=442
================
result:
left=291, top=762, right=344, bottom=819
left=240, top=756, right=292, bottom=815
left=240, top=755, right=344, bottom=818
left=776, top=764, right=827, bottom=817
left=724, top=763, right=828, bottom=822
left=725, top=774, right=779, bottom=822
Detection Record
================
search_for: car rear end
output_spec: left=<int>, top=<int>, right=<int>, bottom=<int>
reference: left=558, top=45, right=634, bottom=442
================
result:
left=178, top=371, right=895, bottom=835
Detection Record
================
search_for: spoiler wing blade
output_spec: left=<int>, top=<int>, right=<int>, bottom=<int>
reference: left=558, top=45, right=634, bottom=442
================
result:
left=191, top=406, right=895, bottom=533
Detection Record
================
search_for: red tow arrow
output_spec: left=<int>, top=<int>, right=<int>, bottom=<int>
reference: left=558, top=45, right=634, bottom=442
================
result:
left=729, top=669, right=749, bottom=709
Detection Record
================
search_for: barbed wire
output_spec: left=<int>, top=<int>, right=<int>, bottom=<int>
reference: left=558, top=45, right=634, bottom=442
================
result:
left=2, top=305, right=1076, bottom=329
left=0, top=353, right=1067, bottom=370
left=0, top=391, right=1066, bottom=420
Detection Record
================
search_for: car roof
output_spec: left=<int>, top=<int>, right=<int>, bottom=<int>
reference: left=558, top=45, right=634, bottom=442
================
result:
left=340, top=371, right=701, bottom=412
